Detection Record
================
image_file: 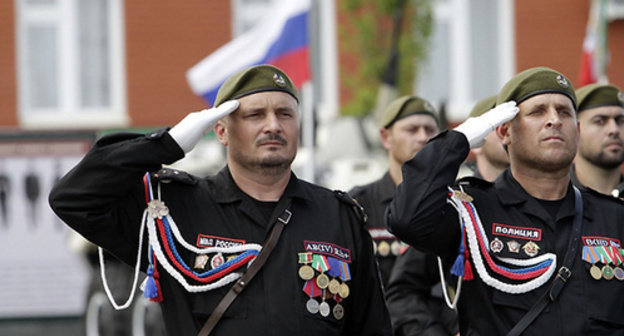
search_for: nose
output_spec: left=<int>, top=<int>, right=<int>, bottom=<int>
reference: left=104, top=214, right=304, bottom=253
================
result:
left=416, top=128, right=430, bottom=142
left=264, top=112, right=282, bottom=133
left=606, top=118, right=621, bottom=137
left=545, top=108, right=562, bottom=129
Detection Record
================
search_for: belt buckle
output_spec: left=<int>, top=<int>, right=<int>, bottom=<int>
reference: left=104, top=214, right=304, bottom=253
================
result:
left=557, top=266, right=572, bottom=282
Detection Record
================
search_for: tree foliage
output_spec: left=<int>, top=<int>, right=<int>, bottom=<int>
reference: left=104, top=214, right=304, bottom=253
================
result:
left=339, top=0, right=433, bottom=117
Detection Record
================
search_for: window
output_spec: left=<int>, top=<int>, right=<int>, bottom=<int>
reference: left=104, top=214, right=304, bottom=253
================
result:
left=416, top=0, right=515, bottom=122
left=16, top=0, right=126, bottom=129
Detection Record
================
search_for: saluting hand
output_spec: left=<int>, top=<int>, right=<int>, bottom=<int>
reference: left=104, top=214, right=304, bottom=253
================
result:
left=169, top=100, right=239, bottom=153
left=454, top=101, right=518, bottom=148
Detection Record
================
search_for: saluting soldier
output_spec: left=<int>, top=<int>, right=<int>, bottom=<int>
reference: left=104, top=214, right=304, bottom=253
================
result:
left=49, top=65, right=392, bottom=336
left=571, top=83, right=624, bottom=197
left=349, top=96, right=459, bottom=335
left=387, top=67, right=624, bottom=335
left=457, top=95, right=510, bottom=182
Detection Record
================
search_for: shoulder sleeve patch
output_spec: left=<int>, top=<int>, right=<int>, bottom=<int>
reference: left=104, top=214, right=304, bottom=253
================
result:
left=334, top=190, right=368, bottom=224
left=151, top=167, right=197, bottom=185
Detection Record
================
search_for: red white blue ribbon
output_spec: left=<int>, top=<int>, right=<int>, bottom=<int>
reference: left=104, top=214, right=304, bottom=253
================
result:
left=447, top=187, right=557, bottom=294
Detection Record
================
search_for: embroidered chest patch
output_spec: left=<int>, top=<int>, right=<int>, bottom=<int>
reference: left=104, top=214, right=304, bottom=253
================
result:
left=196, top=234, right=246, bottom=248
left=582, top=236, right=621, bottom=248
left=492, top=223, right=542, bottom=241
left=304, top=240, right=352, bottom=263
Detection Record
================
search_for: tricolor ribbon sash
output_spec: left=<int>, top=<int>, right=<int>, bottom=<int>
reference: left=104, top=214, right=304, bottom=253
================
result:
left=446, top=187, right=557, bottom=294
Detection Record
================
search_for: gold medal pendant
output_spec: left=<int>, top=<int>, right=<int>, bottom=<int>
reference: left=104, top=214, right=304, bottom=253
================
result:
left=377, top=241, right=390, bottom=257
left=590, top=264, right=602, bottom=280
left=338, top=282, right=350, bottom=299
left=602, top=265, right=614, bottom=280
left=298, top=265, right=315, bottom=280
left=316, top=273, right=330, bottom=289
left=328, top=278, right=341, bottom=295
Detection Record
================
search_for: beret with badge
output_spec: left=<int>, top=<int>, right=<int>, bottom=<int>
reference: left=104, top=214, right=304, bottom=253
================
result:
left=497, top=66, right=577, bottom=110
left=469, top=95, right=497, bottom=118
left=575, top=83, right=624, bottom=113
left=214, top=64, right=299, bottom=107
left=380, top=95, right=439, bottom=129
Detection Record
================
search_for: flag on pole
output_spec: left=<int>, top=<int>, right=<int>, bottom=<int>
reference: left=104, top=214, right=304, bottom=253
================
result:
left=186, top=0, right=311, bottom=107
left=578, top=0, right=609, bottom=86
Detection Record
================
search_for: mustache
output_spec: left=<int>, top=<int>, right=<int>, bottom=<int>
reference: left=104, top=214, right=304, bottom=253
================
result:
left=256, top=134, right=287, bottom=146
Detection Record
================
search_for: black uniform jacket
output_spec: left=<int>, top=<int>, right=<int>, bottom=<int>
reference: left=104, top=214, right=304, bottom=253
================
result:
left=387, top=130, right=624, bottom=336
left=350, top=173, right=458, bottom=335
left=570, top=163, right=624, bottom=199
left=49, top=129, right=392, bottom=336
left=349, top=172, right=398, bottom=285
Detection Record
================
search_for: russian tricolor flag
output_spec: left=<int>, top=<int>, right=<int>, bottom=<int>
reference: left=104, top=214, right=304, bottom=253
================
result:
left=578, top=0, right=608, bottom=86
left=186, top=0, right=311, bottom=107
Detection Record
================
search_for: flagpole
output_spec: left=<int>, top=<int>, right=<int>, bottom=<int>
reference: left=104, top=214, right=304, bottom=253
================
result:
left=317, top=0, right=339, bottom=126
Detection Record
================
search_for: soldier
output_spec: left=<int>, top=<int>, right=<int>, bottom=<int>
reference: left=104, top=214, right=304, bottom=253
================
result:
left=387, top=67, right=624, bottom=335
left=49, top=65, right=392, bottom=335
left=350, top=96, right=440, bottom=286
left=386, top=95, right=513, bottom=336
left=460, top=95, right=510, bottom=181
left=349, top=96, right=458, bottom=335
left=571, top=83, right=624, bottom=197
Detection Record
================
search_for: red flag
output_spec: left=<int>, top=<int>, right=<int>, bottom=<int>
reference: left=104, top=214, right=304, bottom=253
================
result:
left=578, top=0, right=609, bottom=86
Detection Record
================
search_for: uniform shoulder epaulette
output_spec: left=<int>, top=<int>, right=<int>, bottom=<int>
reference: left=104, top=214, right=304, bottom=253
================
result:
left=333, top=190, right=368, bottom=224
left=151, top=167, right=197, bottom=185
left=457, top=175, right=493, bottom=188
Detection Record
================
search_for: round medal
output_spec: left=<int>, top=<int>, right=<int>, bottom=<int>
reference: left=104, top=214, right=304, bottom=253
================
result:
left=602, top=265, right=614, bottom=280
left=298, top=265, right=315, bottom=280
left=332, top=303, right=344, bottom=320
left=319, top=302, right=330, bottom=317
left=316, top=273, right=330, bottom=289
left=391, top=240, right=402, bottom=256
left=614, top=266, right=624, bottom=281
left=377, top=241, right=390, bottom=257
left=590, top=265, right=602, bottom=280
left=339, top=282, right=350, bottom=299
left=306, top=298, right=319, bottom=314
left=328, top=278, right=341, bottom=294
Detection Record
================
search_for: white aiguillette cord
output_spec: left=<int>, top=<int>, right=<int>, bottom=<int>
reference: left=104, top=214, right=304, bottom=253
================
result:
left=99, top=176, right=262, bottom=310
left=98, top=209, right=148, bottom=310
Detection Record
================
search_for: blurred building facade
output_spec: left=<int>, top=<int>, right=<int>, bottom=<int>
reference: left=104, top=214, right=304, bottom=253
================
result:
left=0, top=0, right=622, bottom=131
left=0, top=1, right=623, bottom=334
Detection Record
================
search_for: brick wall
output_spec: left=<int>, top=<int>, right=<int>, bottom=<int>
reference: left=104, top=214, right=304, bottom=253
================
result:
left=515, top=0, right=624, bottom=89
left=125, top=1, right=232, bottom=127
left=0, top=1, right=17, bottom=126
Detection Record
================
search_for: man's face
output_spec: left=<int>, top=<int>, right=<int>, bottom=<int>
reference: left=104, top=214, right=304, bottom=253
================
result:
left=480, top=130, right=509, bottom=169
left=499, top=93, right=578, bottom=172
left=216, top=91, right=299, bottom=175
left=381, top=114, right=439, bottom=164
left=577, top=105, right=624, bottom=169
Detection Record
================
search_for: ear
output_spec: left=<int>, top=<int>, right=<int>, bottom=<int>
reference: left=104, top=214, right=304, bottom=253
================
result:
left=497, top=122, right=511, bottom=146
left=215, top=120, right=228, bottom=146
left=379, top=128, right=392, bottom=151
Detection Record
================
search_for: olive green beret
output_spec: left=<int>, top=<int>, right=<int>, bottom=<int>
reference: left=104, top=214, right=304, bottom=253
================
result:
left=214, top=64, right=298, bottom=107
left=575, top=83, right=624, bottom=112
left=497, top=67, right=577, bottom=110
left=380, top=95, right=438, bottom=128
left=470, top=95, right=497, bottom=118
